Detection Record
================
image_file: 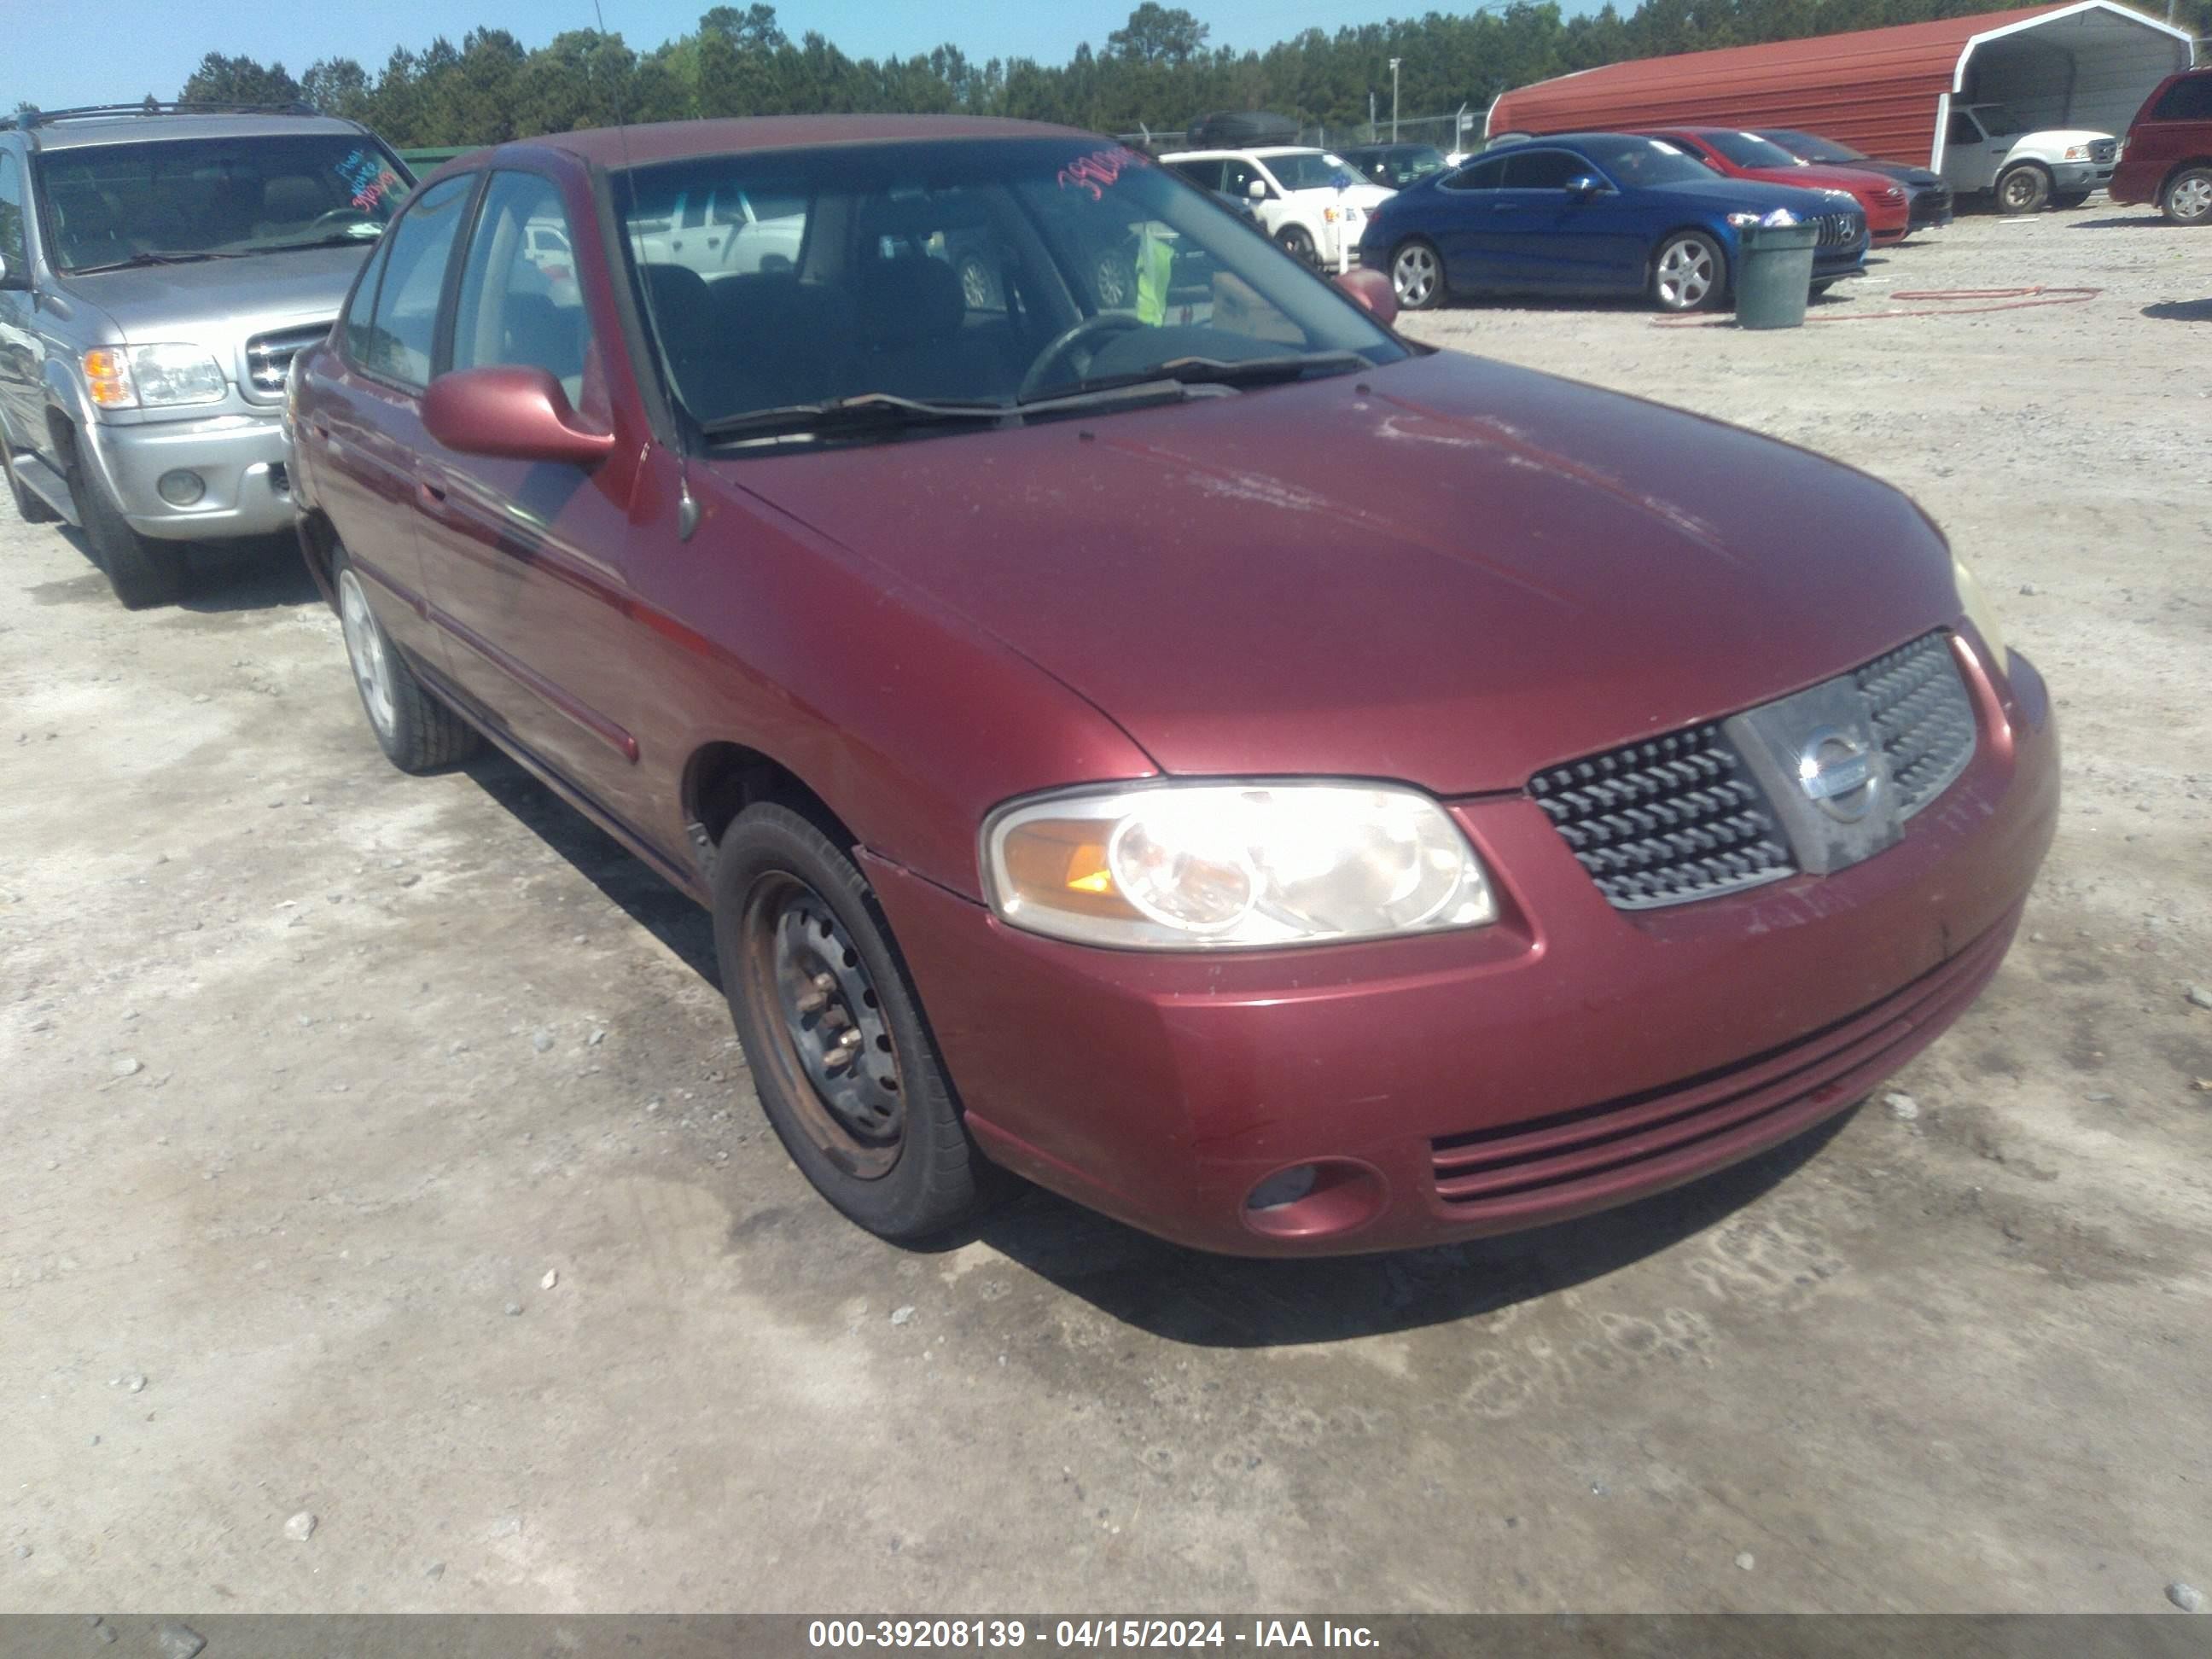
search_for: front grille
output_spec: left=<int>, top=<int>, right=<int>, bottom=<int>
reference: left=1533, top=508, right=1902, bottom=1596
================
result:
left=1428, top=910, right=2016, bottom=1220
left=1528, top=726, right=1794, bottom=911
left=243, top=323, right=330, bottom=397
left=1854, top=632, right=1976, bottom=818
left=2089, top=139, right=2116, bottom=164
left=1533, top=632, right=1977, bottom=911
left=1813, top=212, right=1860, bottom=248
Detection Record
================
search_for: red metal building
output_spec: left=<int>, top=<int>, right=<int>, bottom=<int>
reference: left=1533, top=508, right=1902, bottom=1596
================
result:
left=1487, top=0, right=2195, bottom=169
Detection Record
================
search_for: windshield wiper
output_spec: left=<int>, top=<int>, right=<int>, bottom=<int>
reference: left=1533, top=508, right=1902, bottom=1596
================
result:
left=1022, top=350, right=1368, bottom=405
left=68, top=250, right=251, bottom=274
left=699, top=392, right=1016, bottom=445
left=258, top=232, right=381, bottom=253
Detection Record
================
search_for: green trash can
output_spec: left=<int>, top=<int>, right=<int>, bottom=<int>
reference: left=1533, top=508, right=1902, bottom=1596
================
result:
left=1733, top=221, right=1819, bottom=329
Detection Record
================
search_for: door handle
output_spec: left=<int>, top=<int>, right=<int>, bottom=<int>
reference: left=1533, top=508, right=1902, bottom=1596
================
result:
left=416, top=477, right=448, bottom=507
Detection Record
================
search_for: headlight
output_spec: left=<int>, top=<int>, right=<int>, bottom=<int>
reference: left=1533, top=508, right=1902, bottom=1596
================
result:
left=1725, top=212, right=1762, bottom=227
left=2063, top=144, right=2088, bottom=161
left=1953, top=555, right=2009, bottom=666
left=82, top=344, right=229, bottom=410
left=982, top=782, right=1496, bottom=950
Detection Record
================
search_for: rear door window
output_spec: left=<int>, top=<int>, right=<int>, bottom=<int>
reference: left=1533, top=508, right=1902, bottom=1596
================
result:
left=341, top=232, right=395, bottom=364
left=359, top=175, right=473, bottom=388
left=2151, top=77, right=2212, bottom=121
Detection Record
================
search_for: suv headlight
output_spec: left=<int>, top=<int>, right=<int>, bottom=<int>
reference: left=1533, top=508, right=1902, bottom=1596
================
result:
left=983, top=782, right=1496, bottom=950
left=2063, top=144, right=2089, bottom=161
left=83, top=345, right=229, bottom=410
left=1953, top=555, right=2008, bottom=666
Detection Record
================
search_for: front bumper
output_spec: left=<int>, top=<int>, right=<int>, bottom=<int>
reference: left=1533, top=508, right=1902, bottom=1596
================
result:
left=1907, top=186, right=1955, bottom=228
left=85, top=408, right=295, bottom=542
left=2052, top=160, right=2115, bottom=193
left=867, top=641, right=2058, bottom=1257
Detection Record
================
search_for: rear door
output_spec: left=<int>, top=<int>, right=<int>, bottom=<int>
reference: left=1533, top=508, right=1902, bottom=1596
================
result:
left=2139, top=73, right=2212, bottom=182
left=410, top=167, right=655, bottom=826
left=300, top=172, right=477, bottom=670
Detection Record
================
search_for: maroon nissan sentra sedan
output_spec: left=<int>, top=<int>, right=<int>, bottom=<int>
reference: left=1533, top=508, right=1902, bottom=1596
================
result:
left=286, top=116, right=2057, bottom=1256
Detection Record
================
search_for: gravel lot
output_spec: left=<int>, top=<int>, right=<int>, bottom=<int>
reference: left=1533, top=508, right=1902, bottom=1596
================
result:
left=3, top=207, right=2207, bottom=1616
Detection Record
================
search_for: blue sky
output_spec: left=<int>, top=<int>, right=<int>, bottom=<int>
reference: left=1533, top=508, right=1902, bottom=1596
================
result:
left=6, top=0, right=1525, bottom=114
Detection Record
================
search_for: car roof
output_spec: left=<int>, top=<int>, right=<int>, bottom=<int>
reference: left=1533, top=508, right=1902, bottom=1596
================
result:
left=505, top=114, right=1085, bottom=169
left=1162, top=146, right=1328, bottom=160
left=18, top=112, right=370, bottom=151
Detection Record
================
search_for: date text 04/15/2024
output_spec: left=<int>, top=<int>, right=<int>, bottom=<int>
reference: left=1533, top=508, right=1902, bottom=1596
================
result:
left=806, top=1622, right=1382, bottom=1650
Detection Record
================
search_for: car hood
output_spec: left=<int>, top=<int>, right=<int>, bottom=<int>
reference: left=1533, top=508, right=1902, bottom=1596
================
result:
left=1747, top=161, right=1889, bottom=199
left=1639, top=175, right=1860, bottom=217
left=722, top=350, right=1959, bottom=796
left=58, top=243, right=372, bottom=342
left=2006, top=129, right=2114, bottom=154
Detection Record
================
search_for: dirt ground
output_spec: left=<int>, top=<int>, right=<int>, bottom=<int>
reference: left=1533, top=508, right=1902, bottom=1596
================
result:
left=3, top=207, right=2208, bottom=1617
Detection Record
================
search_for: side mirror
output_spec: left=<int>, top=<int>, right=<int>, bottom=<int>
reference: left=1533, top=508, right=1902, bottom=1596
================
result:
left=1564, top=174, right=1608, bottom=201
left=422, top=365, right=614, bottom=467
left=1332, top=265, right=1399, bottom=328
left=1246, top=178, right=1268, bottom=201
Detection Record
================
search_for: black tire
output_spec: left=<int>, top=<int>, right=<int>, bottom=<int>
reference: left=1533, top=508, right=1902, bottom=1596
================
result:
left=67, top=456, right=184, bottom=609
left=2049, top=190, right=2091, bottom=210
left=1650, top=230, right=1726, bottom=312
left=1995, top=164, right=2051, bottom=215
left=2161, top=166, right=2212, bottom=226
left=1275, top=224, right=1317, bottom=266
left=1389, top=238, right=1444, bottom=311
left=1810, top=280, right=1837, bottom=298
left=330, top=544, right=480, bottom=772
left=713, top=802, right=996, bottom=1243
left=3, top=433, right=58, bottom=524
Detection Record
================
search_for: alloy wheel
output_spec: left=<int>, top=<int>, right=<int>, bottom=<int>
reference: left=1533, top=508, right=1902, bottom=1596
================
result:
left=336, top=569, right=399, bottom=740
left=1654, top=236, right=1716, bottom=310
left=741, top=871, right=905, bottom=1179
left=1393, top=243, right=1439, bottom=308
left=2169, top=173, right=2212, bottom=224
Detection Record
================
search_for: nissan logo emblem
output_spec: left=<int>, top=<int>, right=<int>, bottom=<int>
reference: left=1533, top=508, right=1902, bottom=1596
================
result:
left=1797, top=727, right=1877, bottom=822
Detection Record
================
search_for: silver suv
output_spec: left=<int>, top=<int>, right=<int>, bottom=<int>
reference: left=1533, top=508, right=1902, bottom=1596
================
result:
left=0, top=103, right=412, bottom=605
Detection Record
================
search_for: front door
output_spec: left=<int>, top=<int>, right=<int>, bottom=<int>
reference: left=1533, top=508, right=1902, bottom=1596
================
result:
left=0, top=150, right=44, bottom=464
left=410, top=168, right=656, bottom=832
left=1486, top=148, right=1642, bottom=292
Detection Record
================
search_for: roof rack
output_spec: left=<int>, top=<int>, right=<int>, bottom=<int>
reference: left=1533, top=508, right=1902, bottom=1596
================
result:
left=1, top=100, right=324, bottom=133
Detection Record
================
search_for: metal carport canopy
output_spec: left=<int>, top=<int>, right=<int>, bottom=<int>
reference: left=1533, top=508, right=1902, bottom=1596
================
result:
left=1484, top=1, right=2197, bottom=169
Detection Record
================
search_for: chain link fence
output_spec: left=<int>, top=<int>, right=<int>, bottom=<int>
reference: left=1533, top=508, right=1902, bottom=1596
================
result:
left=1117, top=111, right=1491, bottom=157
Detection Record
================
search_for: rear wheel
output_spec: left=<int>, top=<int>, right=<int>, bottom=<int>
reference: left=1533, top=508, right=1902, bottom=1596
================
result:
left=67, top=455, right=184, bottom=609
left=1995, top=164, right=2051, bottom=215
left=1650, top=231, right=1725, bottom=312
left=332, top=546, right=481, bottom=772
left=1390, top=239, right=1443, bottom=310
left=713, top=803, right=996, bottom=1243
left=2, top=433, right=58, bottom=524
left=2161, top=166, right=2212, bottom=225
left=2049, top=189, right=2091, bottom=210
left=1092, top=247, right=1137, bottom=311
left=1275, top=224, right=1317, bottom=266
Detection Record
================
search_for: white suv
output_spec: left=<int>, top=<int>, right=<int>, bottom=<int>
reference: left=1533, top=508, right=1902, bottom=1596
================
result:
left=1162, top=147, right=1393, bottom=268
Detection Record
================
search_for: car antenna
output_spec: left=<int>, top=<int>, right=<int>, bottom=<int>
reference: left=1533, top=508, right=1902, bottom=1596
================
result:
left=593, top=0, right=700, bottom=540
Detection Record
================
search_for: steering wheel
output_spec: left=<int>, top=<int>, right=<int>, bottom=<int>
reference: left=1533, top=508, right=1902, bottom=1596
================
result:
left=1017, top=312, right=1149, bottom=402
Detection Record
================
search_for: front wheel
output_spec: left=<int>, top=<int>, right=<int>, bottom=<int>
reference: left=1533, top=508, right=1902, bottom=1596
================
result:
left=1995, top=165, right=2051, bottom=215
left=713, top=802, right=997, bottom=1243
left=1390, top=239, right=1443, bottom=310
left=2161, top=166, right=2212, bottom=225
left=67, top=456, right=184, bottom=609
left=1275, top=224, right=1317, bottom=266
left=1650, top=231, right=1725, bottom=312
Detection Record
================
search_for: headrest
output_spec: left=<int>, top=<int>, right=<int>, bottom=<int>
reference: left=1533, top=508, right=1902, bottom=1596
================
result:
left=862, top=256, right=966, bottom=349
left=640, top=262, right=712, bottom=325
left=260, top=177, right=326, bottom=223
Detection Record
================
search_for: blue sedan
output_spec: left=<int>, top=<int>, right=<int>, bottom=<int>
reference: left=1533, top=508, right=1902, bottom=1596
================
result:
left=1358, top=132, right=1870, bottom=314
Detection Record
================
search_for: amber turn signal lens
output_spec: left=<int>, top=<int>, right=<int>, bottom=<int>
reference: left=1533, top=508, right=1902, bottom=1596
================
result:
left=84, top=349, right=136, bottom=409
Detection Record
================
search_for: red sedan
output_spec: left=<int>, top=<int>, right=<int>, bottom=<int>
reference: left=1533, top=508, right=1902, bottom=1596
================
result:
left=288, top=116, right=2055, bottom=1256
left=1642, top=127, right=1913, bottom=245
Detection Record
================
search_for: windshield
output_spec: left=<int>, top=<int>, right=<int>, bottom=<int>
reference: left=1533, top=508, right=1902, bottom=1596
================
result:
left=1263, top=152, right=1363, bottom=191
left=620, top=137, right=1403, bottom=441
left=1573, top=135, right=1716, bottom=189
left=37, top=135, right=411, bottom=273
left=1700, top=131, right=1806, bottom=170
left=1767, top=131, right=1867, bottom=164
left=1975, top=105, right=2028, bottom=137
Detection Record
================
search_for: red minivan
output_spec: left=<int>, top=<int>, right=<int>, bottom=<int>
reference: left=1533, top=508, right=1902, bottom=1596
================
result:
left=2108, top=67, right=2212, bottom=224
left=287, top=117, right=2057, bottom=1256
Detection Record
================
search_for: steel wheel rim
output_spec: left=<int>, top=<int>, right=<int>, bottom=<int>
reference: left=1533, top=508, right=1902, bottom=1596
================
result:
left=741, top=871, right=905, bottom=1179
left=2002, top=172, right=2037, bottom=209
left=1656, top=238, right=1714, bottom=309
left=2174, top=177, right=2212, bottom=219
left=1394, top=245, right=1436, bottom=306
left=336, top=569, right=398, bottom=738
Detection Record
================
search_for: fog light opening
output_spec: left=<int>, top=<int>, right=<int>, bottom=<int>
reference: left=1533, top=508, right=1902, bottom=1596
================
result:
left=156, top=469, right=206, bottom=507
left=1242, top=1159, right=1387, bottom=1242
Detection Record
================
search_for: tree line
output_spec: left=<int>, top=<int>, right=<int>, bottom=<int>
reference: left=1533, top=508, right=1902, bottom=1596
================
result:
left=14, top=0, right=2204, bottom=149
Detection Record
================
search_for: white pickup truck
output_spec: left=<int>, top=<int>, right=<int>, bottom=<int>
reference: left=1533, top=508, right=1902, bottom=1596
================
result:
left=1941, top=102, right=2119, bottom=213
